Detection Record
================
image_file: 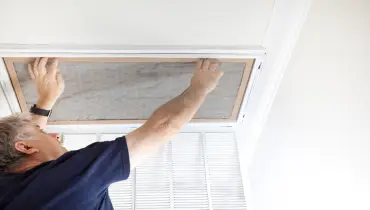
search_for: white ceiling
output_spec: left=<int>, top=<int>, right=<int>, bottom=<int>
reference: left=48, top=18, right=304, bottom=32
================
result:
left=0, top=0, right=274, bottom=46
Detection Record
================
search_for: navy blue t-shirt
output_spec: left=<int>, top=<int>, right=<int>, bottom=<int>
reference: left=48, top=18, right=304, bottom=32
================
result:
left=0, top=136, right=130, bottom=210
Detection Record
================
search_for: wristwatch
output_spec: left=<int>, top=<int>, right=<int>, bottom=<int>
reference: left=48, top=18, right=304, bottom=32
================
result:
left=30, top=104, right=52, bottom=117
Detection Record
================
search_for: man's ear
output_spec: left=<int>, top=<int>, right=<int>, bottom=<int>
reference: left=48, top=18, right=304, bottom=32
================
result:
left=14, top=141, right=39, bottom=155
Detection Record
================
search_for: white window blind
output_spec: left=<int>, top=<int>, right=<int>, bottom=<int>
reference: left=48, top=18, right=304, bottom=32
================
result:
left=171, top=133, right=209, bottom=210
left=135, top=145, right=171, bottom=210
left=62, top=134, right=97, bottom=151
left=205, top=133, right=246, bottom=210
left=62, top=132, right=246, bottom=210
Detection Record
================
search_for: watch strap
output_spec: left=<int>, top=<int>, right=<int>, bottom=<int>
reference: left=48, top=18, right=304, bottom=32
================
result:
left=30, top=104, right=52, bottom=117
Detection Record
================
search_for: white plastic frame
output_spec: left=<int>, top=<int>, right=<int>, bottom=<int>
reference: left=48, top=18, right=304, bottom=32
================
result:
left=0, top=46, right=265, bottom=130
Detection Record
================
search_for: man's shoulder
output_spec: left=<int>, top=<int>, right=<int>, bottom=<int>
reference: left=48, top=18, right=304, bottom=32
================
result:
left=0, top=165, right=47, bottom=209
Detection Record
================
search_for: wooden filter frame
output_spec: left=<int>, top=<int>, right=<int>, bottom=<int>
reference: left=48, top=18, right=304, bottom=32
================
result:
left=4, top=57, right=254, bottom=125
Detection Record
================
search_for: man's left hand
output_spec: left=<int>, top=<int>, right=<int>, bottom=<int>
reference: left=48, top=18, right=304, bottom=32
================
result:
left=28, top=58, right=65, bottom=110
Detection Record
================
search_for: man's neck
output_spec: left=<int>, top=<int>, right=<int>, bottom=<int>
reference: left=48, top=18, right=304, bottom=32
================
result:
left=7, top=159, right=43, bottom=173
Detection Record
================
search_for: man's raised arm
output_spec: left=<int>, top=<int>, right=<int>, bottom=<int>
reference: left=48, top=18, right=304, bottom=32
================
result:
left=126, top=59, right=223, bottom=168
left=28, top=58, right=65, bottom=129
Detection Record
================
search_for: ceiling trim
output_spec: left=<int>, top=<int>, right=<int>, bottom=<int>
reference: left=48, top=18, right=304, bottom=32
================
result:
left=0, top=45, right=266, bottom=58
left=44, top=123, right=236, bottom=134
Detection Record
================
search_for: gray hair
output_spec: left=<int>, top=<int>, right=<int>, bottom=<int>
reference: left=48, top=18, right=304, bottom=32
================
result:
left=0, top=113, right=34, bottom=172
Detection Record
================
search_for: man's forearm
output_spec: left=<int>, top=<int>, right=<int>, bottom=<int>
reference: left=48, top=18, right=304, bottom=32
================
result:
left=126, top=85, right=208, bottom=168
left=123, top=59, right=222, bottom=168
left=146, top=85, right=207, bottom=135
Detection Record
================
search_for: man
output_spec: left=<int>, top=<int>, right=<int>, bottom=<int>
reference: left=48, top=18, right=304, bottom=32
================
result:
left=0, top=57, right=223, bottom=209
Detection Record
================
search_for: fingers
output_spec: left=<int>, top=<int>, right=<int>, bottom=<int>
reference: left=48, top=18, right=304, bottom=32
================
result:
left=196, top=59, right=203, bottom=70
left=32, top=58, right=40, bottom=78
left=217, top=70, right=224, bottom=78
left=33, top=58, right=40, bottom=69
left=56, top=72, right=65, bottom=93
left=38, top=57, right=48, bottom=76
left=208, top=59, right=223, bottom=79
left=32, top=57, right=60, bottom=77
left=201, top=59, right=210, bottom=69
left=199, top=59, right=220, bottom=70
left=56, top=72, right=62, bottom=83
left=28, top=64, right=35, bottom=79
left=56, top=72, right=64, bottom=85
left=49, top=58, right=59, bottom=76
left=210, top=62, right=220, bottom=71
left=50, top=58, right=59, bottom=69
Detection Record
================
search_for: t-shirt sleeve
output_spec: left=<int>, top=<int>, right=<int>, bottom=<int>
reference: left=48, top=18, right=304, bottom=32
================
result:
left=41, top=136, right=130, bottom=189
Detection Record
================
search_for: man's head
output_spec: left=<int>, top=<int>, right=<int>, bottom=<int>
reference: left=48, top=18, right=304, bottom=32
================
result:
left=0, top=114, right=67, bottom=172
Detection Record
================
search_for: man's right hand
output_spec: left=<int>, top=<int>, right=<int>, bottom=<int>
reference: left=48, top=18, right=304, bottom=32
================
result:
left=190, top=59, right=224, bottom=95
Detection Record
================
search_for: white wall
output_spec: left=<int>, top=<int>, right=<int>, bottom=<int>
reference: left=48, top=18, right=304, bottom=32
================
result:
left=0, top=86, right=11, bottom=117
left=0, top=0, right=274, bottom=46
left=249, top=0, right=370, bottom=210
left=0, top=59, right=12, bottom=117
left=248, top=1, right=370, bottom=210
